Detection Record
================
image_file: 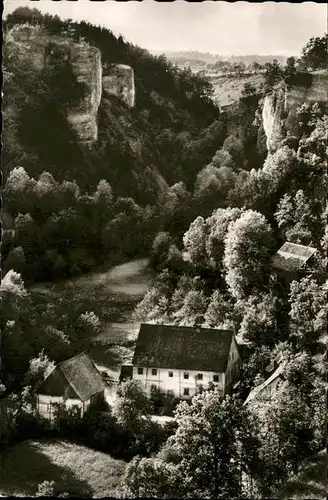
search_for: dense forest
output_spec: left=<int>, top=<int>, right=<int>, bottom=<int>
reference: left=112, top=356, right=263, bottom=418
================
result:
left=2, top=7, right=226, bottom=283
left=1, top=7, right=327, bottom=499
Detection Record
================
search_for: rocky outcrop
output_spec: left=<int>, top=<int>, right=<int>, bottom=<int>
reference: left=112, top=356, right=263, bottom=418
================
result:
left=262, top=71, right=328, bottom=152
left=6, top=25, right=137, bottom=145
left=102, top=64, right=135, bottom=107
left=7, top=25, right=103, bottom=145
left=66, top=43, right=102, bottom=145
left=262, top=91, right=286, bottom=153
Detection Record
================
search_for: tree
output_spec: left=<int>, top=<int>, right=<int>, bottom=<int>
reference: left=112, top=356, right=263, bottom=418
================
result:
left=284, top=56, right=296, bottom=80
left=3, top=246, right=27, bottom=276
left=241, top=82, right=257, bottom=98
left=194, top=164, right=236, bottom=215
left=182, top=216, right=209, bottom=268
left=93, top=179, right=114, bottom=214
left=222, top=136, right=244, bottom=168
left=275, top=190, right=316, bottom=246
left=260, top=382, right=325, bottom=482
left=150, top=231, right=173, bottom=271
left=237, top=345, right=275, bottom=400
left=204, top=290, right=234, bottom=330
left=33, top=171, right=60, bottom=215
left=4, top=167, right=36, bottom=214
left=134, top=286, right=171, bottom=324
left=123, top=456, right=178, bottom=498
left=223, top=210, right=273, bottom=299
left=206, top=207, right=242, bottom=269
left=125, top=391, right=264, bottom=498
left=289, top=277, right=327, bottom=351
left=113, top=380, right=153, bottom=436
left=264, top=59, right=283, bottom=86
left=301, top=34, right=328, bottom=70
left=173, top=289, right=209, bottom=327
left=25, top=350, right=55, bottom=387
left=236, top=293, right=277, bottom=345
left=36, top=481, right=56, bottom=497
left=252, top=61, right=262, bottom=72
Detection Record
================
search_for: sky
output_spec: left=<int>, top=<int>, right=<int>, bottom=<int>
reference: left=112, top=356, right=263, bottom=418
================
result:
left=3, top=0, right=328, bottom=56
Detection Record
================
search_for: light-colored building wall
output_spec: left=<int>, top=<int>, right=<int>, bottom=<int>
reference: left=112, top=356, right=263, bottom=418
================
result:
left=37, top=394, right=90, bottom=420
left=133, top=366, right=225, bottom=399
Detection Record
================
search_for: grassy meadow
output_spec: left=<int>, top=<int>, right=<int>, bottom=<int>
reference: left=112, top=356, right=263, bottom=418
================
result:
left=0, top=439, right=126, bottom=497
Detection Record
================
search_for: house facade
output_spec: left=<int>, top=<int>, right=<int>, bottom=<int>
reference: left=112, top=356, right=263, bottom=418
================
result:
left=130, top=324, right=241, bottom=399
left=36, top=353, right=105, bottom=420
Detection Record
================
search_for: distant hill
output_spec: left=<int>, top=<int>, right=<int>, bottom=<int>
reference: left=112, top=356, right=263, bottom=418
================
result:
left=160, top=51, right=289, bottom=67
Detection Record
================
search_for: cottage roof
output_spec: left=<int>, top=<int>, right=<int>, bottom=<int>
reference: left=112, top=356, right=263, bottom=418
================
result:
left=244, top=360, right=288, bottom=405
left=132, top=323, right=235, bottom=373
left=272, top=242, right=317, bottom=272
left=38, top=353, right=105, bottom=402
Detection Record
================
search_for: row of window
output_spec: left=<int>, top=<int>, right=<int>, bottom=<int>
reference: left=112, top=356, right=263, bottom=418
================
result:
left=137, top=367, right=221, bottom=382
left=151, top=385, right=191, bottom=396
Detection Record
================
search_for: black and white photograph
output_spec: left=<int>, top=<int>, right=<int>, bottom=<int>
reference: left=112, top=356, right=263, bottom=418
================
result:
left=1, top=0, right=327, bottom=497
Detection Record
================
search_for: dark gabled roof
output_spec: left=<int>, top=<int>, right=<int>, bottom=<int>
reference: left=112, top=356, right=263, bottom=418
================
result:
left=132, top=324, right=234, bottom=373
left=272, top=242, right=317, bottom=272
left=38, top=353, right=105, bottom=402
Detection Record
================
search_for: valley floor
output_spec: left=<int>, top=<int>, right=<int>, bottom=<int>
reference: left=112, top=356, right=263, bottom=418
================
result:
left=0, top=439, right=125, bottom=498
left=30, top=258, right=153, bottom=380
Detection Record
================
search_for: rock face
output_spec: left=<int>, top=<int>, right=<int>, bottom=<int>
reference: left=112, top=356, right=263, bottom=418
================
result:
left=102, top=64, right=135, bottom=108
left=66, top=43, right=102, bottom=145
left=6, top=25, right=137, bottom=145
left=262, top=71, right=328, bottom=152
left=7, top=25, right=103, bottom=145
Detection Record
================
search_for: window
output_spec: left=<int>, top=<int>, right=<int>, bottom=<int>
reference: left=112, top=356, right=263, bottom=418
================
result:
left=183, top=388, right=190, bottom=396
left=213, top=374, right=219, bottom=383
left=197, top=373, right=203, bottom=380
left=183, top=372, right=189, bottom=379
left=137, top=367, right=143, bottom=375
left=168, top=371, right=174, bottom=377
left=151, top=384, right=157, bottom=392
left=152, top=368, right=157, bottom=376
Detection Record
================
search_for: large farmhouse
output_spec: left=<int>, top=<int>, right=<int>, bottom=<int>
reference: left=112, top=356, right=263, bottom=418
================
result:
left=36, top=353, right=105, bottom=420
left=129, top=323, right=242, bottom=399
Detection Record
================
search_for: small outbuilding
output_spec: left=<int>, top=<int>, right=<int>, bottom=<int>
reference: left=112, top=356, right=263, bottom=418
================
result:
left=244, top=359, right=288, bottom=406
left=272, top=242, right=317, bottom=273
left=36, top=353, right=105, bottom=420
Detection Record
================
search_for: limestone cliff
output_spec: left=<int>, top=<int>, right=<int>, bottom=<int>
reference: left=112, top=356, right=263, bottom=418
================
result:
left=6, top=24, right=103, bottom=145
left=222, top=71, right=328, bottom=158
left=262, top=71, right=328, bottom=152
left=6, top=25, right=136, bottom=145
left=103, top=64, right=135, bottom=108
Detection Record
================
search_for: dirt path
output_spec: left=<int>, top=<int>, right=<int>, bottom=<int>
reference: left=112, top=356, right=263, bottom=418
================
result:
left=30, top=258, right=153, bottom=389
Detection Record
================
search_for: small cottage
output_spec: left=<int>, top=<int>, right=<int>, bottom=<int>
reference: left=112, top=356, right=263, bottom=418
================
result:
left=244, top=359, right=288, bottom=406
left=272, top=242, right=317, bottom=275
left=36, top=353, right=105, bottom=420
left=130, top=323, right=242, bottom=399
